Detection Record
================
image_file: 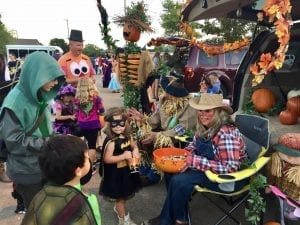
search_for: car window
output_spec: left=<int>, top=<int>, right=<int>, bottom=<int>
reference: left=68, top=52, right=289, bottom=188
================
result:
left=198, top=51, right=218, bottom=66
left=225, top=50, right=247, bottom=65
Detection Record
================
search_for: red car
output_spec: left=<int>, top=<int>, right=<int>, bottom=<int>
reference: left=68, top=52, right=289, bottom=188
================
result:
left=184, top=46, right=247, bottom=98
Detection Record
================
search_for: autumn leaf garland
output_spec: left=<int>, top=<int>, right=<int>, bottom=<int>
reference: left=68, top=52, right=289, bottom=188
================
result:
left=250, top=0, right=292, bottom=86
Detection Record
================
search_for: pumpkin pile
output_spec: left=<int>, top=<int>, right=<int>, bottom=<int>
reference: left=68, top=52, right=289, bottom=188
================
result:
left=279, top=90, right=300, bottom=125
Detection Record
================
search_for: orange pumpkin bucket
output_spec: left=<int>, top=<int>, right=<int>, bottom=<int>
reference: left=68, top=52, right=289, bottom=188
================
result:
left=99, top=115, right=105, bottom=128
left=153, top=147, right=190, bottom=173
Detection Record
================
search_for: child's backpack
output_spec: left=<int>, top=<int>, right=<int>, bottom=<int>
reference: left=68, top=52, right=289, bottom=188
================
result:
left=21, top=185, right=97, bottom=225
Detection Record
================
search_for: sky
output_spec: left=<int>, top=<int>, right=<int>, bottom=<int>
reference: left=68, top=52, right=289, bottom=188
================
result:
left=1, top=0, right=165, bottom=49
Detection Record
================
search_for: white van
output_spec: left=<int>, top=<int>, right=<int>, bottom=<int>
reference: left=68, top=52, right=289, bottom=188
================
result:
left=6, top=45, right=63, bottom=59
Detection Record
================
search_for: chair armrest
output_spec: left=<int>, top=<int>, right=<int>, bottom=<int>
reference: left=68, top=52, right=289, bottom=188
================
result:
left=174, top=135, right=191, bottom=143
left=258, top=146, right=267, bottom=158
left=205, top=156, right=270, bottom=183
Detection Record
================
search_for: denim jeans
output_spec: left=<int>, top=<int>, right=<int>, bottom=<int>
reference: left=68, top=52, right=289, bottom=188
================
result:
left=160, top=169, right=249, bottom=225
left=159, top=169, right=222, bottom=225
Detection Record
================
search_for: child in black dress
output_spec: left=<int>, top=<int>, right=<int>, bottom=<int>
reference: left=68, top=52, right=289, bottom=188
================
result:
left=99, top=107, right=141, bottom=225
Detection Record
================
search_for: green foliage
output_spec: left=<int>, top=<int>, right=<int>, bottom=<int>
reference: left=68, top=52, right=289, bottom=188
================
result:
left=100, top=21, right=118, bottom=51
left=151, top=63, right=171, bottom=78
left=0, top=22, right=16, bottom=54
left=161, top=0, right=182, bottom=36
left=161, top=0, right=200, bottom=37
left=245, top=174, right=267, bottom=225
left=122, top=42, right=141, bottom=109
left=122, top=84, right=140, bottom=109
left=114, top=1, right=152, bottom=33
left=199, top=18, right=256, bottom=43
left=266, top=102, right=285, bottom=116
left=124, top=42, right=141, bottom=54
left=83, top=44, right=102, bottom=58
left=49, top=38, right=68, bottom=53
left=126, top=1, right=150, bottom=25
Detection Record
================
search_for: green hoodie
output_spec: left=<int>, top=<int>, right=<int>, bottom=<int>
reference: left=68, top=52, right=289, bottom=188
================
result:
left=2, top=51, right=65, bottom=134
left=0, top=52, right=65, bottom=184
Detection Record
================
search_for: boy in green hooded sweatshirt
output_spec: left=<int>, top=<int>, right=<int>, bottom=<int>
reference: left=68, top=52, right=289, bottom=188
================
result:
left=0, top=51, right=66, bottom=209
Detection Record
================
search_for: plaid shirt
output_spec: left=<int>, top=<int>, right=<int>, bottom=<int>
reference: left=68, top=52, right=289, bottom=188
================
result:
left=185, top=125, right=247, bottom=174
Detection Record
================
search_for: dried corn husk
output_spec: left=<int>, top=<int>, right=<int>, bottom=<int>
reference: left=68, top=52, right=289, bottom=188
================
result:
left=285, top=165, right=300, bottom=186
left=161, top=96, right=187, bottom=116
left=154, top=133, right=173, bottom=149
left=128, top=74, right=138, bottom=80
left=127, top=64, right=139, bottom=69
left=128, top=53, right=141, bottom=59
left=128, top=69, right=138, bottom=75
left=127, top=59, right=140, bottom=65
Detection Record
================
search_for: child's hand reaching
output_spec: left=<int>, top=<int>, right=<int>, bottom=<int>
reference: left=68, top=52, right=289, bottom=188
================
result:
left=123, top=150, right=133, bottom=160
left=69, top=115, right=76, bottom=120
left=132, top=150, right=140, bottom=158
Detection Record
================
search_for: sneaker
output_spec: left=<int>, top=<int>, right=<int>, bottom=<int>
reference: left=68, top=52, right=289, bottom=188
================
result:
left=141, top=216, right=160, bottom=225
left=15, top=204, right=26, bottom=214
left=124, top=213, right=137, bottom=225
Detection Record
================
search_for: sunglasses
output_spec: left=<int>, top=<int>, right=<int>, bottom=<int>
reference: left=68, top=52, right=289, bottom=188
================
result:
left=268, top=185, right=300, bottom=217
left=111, top=119, right=126, bottom=128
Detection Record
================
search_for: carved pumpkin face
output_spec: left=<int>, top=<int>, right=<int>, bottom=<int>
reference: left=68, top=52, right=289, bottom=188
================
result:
left=123, top=22, right=141, bottom=42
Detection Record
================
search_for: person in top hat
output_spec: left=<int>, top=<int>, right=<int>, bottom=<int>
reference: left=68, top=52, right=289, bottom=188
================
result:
left=142, top=93, right=248, bottom=225
left=128, top=72, right=197, bottom=149
left=58, top=29, right=95, bottom=86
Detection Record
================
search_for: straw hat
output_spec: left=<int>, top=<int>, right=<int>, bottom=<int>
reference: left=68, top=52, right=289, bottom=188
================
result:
left=189, top=93, right=232, bottom=113
left=273, top=133, right=300, bottom=158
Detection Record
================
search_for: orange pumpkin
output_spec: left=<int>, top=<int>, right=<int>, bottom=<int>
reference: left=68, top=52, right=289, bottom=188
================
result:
left=286, top=96, right=300, bottom=116
left=263, top=222, right=280, bottom=225
left=123, top=22, right=141, bottom=42
left=279, top=110, right=298, bottom=125
left=251, top=88, right=275, bottom=113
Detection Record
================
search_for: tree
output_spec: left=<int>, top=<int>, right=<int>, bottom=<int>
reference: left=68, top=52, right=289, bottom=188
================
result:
left=161, top=0, right=200, bottom=37
left=199, top=18, right=257, bottom=43
left=83, top=44, right=103, bottom=58
left=0, top=19, right=16, bottom=54
left=161, top=0, right=182, bottom=36
left=49, top=38, right=68, bottom=53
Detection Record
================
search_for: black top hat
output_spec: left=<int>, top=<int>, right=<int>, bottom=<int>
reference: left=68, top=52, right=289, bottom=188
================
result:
left=69, top=29, right=84, bottom=42
left=160, top=71, right=189, bottom=97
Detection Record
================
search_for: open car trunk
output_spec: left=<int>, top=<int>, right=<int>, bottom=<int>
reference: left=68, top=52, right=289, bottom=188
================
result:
left=181, top=0, right=300, bottom=147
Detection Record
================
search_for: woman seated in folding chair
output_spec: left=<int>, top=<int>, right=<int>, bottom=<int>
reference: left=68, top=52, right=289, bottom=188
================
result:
left=142, top=93, right=248, bottom=225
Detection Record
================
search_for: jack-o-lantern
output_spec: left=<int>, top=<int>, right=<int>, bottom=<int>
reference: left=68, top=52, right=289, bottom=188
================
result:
left=123, top=22, right=141, bottom=42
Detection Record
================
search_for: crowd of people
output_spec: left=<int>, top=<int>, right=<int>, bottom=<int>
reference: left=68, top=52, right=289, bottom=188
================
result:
left=0, top=29, right=293, bottom=225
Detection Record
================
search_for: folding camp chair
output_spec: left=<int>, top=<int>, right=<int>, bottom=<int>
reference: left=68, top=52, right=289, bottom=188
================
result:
left=191, top=114, right=271, bottom=225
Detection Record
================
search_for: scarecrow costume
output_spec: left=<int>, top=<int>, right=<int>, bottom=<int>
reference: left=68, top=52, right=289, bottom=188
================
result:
left=142, top=73, right=197, bottom=149
left=266, top=133, right=300, bottom=221
left=268, top=133, right=300, bottom=201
